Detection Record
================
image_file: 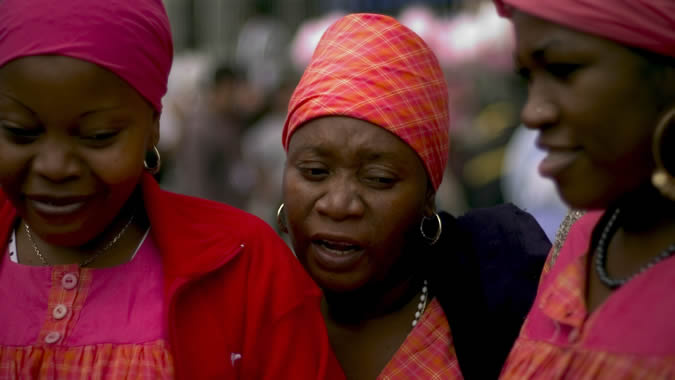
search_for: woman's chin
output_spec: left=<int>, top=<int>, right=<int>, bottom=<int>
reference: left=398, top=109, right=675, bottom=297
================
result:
left=557, top=185, right=625, bottom=211
left=309, top=269, right=369, bottom=295
left=36, top=228, right=97, bottom=248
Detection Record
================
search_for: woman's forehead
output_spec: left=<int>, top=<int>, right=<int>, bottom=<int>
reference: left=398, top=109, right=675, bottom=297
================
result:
left=290, top=117, right=406, bottom=150
left=0, top=56, right=155, bottom=125
left=288, top=117, right=428, bottom=170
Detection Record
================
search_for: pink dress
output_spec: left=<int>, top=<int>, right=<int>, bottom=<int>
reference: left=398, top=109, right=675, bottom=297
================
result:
left=0, top=228, right=173, bottom=379
left=501, top=211, right=675, bottom=379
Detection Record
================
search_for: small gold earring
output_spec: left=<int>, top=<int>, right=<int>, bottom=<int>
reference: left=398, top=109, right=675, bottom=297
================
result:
left=144, top=145, right=161, bottom=175
left=652, top=108, right=675, bottom=201
left=276, top=203, right=288, bottom=233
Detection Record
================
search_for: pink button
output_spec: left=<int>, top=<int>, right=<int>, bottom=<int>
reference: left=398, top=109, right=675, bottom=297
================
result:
left=61, top=273, right=78, bottom=290
left=53, top=304, right=68, bottom=320
left=44, top=331, right=61, bottom=344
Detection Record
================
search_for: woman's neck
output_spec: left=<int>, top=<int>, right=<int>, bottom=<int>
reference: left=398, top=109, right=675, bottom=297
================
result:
left=586, top=183, right=675, bottom=313
left=322, top=273, right=425, bottom=326
left=616, top=184, right=675, bottom=233
left=321, top=274, right=428, bottom=380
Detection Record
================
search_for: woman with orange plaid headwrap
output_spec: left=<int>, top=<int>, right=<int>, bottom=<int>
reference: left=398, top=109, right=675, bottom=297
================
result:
left=278, top=13, right=551, bottom=379
left=493, top=0, right=675, bottom=378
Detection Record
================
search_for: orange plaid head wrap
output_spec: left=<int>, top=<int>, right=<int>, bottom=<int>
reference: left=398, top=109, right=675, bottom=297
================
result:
left=282, top=13, right=450, bottom=190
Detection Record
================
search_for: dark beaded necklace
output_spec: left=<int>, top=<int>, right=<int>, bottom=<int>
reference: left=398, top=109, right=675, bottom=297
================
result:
left=594, top=208, right=675, bottom=289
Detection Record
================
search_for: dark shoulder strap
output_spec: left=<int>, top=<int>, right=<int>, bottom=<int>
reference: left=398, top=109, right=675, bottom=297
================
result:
left=429, top=205, right=550, bottom=379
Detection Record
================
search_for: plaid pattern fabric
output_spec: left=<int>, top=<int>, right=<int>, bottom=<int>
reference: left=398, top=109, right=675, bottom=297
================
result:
left=282, top=13, right=449, bottom=189
left=500, top=212, right=675, bottom=379
left=0, top=341, right=173, bottom=379
left=378, top=298, right=463, bottom=379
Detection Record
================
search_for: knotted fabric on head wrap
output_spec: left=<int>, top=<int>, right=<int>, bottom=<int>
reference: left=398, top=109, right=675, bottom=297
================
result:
left=282, top=13, right=450, bottom=190
left=495, top=0, right=675, bottom=59
left=0, top=0, right=173, bottom=112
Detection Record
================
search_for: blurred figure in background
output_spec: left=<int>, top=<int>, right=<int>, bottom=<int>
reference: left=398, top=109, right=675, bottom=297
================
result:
left=157, top=53, right=209, bottom=186
left=242, top=76, right=298, bottom=229
left=171, top=64, right=259, bottom=208
left=235, top=0, right=292, bottom=95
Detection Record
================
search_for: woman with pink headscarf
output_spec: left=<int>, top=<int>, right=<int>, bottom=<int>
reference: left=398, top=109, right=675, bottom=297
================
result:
left=278, top=13, right=551, bottom=379
left=0, top=1, right=344, bottom=378
left=494, top=0, right=675, bottom=378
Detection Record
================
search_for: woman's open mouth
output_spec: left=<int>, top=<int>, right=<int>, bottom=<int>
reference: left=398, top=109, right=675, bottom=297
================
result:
left=316, top=240, right=362, bottom=255
left=311, top=237, right=366, bottom=272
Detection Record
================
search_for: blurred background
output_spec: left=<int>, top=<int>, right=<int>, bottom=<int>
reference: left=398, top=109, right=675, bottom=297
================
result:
left=158, top=0, right=567, bottom=240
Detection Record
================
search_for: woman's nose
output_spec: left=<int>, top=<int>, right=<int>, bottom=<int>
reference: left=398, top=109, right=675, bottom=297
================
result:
left=32, top=140, right=81, bottom=182
left=520, top=82, right=558, bottom=130
left=315, top=176, right=365, bottom=221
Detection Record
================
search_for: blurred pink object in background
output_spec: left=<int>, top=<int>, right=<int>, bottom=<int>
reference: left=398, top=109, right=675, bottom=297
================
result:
left=290, top=11, right=345, bottom=70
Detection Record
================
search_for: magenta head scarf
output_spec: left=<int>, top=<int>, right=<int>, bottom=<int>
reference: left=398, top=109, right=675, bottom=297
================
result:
left=495, top=0, right=675, bottom=58
left=0, top=0, right=173, bottom=112
left=282, top=13, right=450, bottom=190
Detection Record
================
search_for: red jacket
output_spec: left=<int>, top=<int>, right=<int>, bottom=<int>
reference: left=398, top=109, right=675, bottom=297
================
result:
left=0, top=174, right=345, bottom=379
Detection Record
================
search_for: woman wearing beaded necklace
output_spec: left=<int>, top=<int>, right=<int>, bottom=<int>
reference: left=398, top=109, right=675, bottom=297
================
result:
left=278, top=13, right=551, bottom=379
left=0, top=0, right=345, bottom=378
left=493, top=0, right=675, bottom=378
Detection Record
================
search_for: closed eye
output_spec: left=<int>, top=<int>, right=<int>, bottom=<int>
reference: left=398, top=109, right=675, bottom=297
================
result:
left=82, top=131, right=119, bottom=141
left=363, top=174, right=397, bottom=189
left=80, top=130, right=122, bottom=148
left=547, top=63, right=582, bottom=81
left=1, top=122, right=40, bottom=143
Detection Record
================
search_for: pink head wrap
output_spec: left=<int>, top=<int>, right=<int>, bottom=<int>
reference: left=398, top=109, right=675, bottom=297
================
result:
left=282, top=13, right=450, bottom=190
left=495, top=0, right=675, bottom=58
left=0, top=0, right=173, bottom=112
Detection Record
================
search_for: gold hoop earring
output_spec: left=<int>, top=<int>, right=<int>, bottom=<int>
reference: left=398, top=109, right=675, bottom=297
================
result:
left=144, top=145, right=161, bottom=175
left=652, top=108, right=675, bottom=201
left=276, top=203, right=287, bottom=233
left=420, top=211, right=442, bottom=245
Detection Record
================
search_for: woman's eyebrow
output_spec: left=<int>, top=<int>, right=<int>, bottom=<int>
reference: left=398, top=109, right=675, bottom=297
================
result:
left=0, top=91, right=36, bottom=115
left=79, top=104, right=126, bottom=118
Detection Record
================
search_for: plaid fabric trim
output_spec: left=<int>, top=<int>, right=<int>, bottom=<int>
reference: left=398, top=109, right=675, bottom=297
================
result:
left=378, top=298, right=463, bottom=379
left=0, top=340, right=173, bottom=379
left=501, top=338, right=675, bottom=379
left=538, top=254, right=587, bottom=328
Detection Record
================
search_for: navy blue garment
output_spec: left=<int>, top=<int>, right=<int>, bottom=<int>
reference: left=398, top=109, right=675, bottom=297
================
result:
left=428, top=204, right=550, bottom=379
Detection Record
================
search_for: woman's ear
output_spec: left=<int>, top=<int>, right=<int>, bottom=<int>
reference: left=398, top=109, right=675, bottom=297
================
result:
left=424, top=183, right=436, bottom=217
left=663, top=65, right=675, bottom=104
left=150, top=112, right=161, bottom=149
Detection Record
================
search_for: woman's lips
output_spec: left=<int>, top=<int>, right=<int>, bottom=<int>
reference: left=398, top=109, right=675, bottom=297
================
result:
left=538, top=149, right=580, bottom=178
left=311, top=238, right=366, bottom=273
left=27, top=197, right=89, bottom=217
